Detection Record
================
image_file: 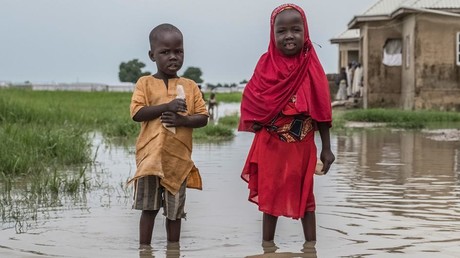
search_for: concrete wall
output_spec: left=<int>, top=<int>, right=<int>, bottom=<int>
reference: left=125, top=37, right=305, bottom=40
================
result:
left=414, top=14, right=460, bottom=111
left=363, top=21, right=403, bottom=108
left=401, top=15, right=416, bottom=110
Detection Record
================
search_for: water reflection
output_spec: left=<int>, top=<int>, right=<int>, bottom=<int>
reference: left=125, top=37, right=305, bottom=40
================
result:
left=138, top=245, right=155, bottom=258
left=245, top=241, right=317, bottom=258
left=138, top=242, right=180, bottom=258
left=334, top=129, right=460, bottom=221
left=165, top=242, right=180, bottom=258
left=320, top=129, right=460, bottom=256
left=0, top=127, right=460, bottom=257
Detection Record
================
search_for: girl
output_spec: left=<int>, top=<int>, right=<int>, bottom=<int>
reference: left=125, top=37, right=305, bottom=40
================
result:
left=238, top=4, right=335, bottom=243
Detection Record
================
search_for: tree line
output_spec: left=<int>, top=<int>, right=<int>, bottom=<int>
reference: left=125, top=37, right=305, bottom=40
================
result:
left=118, top=59, right=246, bottom=88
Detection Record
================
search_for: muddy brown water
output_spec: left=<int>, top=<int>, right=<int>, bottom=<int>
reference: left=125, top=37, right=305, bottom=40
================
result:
left=1, top=105, right=460, bottom=257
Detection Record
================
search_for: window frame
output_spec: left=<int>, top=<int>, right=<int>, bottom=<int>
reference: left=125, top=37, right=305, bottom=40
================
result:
left=457, top=32, right=460, bottom=66
left=405, top=35, right=410, bottom=68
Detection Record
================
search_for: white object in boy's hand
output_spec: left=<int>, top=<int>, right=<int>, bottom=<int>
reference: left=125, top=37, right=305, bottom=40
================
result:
left=176, top=85, right=185, bottom=99
left=163, top=85, right=186, bottom=134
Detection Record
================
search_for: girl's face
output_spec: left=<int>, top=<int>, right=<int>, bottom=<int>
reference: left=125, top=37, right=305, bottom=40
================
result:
left=273, top=9, right=305, bottom=56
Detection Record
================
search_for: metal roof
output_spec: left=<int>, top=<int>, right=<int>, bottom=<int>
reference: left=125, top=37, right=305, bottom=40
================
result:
left=347, top=0, right=460, bottom=28
left=363, top=0, right=460, bottom=16
left=337, top=29, right=360, bottom=39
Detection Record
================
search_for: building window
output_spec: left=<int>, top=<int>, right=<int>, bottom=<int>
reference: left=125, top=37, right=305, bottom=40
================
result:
left=457, top=32, right=460, bottom=66
left=383, top=39, right=402, bottom=66
left=405, top=35, right=410, bottom=68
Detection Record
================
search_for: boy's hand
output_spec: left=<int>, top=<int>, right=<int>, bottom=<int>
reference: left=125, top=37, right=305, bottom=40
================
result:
left=161, top=111, right=187, bottom=127
left=320, top=149, right=335, bottom=174
left=167, top=99, right=187, bottom=113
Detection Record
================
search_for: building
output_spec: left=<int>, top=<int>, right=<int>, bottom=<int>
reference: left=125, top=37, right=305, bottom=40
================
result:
left=30, top=82, right=135, bottom=92
left=331, top=0, right=460, bottom=110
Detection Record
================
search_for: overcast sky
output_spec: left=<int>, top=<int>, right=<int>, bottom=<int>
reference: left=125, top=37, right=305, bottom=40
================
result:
left=0, top=0, right=376, bottom=85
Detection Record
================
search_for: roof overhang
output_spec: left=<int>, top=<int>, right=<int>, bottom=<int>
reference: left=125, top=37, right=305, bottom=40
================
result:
left=348, top=15, right=391, bottom=29
left=330, top=37, right=360, bottom=44
left=330, top=29, right=360, bottom=45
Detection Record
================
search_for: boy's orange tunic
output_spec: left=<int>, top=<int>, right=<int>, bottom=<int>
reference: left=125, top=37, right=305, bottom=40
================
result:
left=129, top=76, right=208, bottom=195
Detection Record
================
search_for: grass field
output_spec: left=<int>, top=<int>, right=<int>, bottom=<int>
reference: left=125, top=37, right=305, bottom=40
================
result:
left=203, top=91, right=242, bottom=103
left=0, top=88, right=237, bottom=195
left=0, top=89, right=237, bottom=176
left=338, top=108, right=460, bottom=129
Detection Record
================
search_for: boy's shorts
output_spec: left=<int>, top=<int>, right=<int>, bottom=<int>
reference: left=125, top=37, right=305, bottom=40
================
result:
left=133, top=175, right=186, bottom=220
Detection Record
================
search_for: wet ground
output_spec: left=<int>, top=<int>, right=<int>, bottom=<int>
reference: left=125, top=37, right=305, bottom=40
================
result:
left=1, top=106, right=460, bottom=257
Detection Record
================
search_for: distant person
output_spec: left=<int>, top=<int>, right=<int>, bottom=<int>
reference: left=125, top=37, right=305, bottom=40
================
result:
left=129, top=23, right=208, bottom=247
left=335, top=67, right=348, bottom=100
left=208, top=92, right=217, bottom=119
left=238, top=4, right=335, bottom=245
left=197, top=84, right=205, bottom=101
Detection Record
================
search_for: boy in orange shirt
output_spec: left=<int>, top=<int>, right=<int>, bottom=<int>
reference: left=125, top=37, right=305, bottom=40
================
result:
left=129, top=23, right=208, bottom=246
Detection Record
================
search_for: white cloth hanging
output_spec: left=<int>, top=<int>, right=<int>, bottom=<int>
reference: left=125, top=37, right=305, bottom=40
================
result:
left=382, top=39, right=402, bottom=66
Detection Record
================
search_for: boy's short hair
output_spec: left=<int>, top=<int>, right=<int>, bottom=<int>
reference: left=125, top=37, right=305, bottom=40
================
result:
left=149, top=23, right=182, bottom=49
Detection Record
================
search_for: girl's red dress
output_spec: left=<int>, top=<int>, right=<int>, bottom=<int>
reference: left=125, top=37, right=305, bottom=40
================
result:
left=241, top=101, right=317, bottom=219
left=238, top=4, right=332, bottom=220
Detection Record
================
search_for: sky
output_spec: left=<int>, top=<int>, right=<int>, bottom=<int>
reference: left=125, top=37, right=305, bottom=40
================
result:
left=0, top=0, right=377, bottom=85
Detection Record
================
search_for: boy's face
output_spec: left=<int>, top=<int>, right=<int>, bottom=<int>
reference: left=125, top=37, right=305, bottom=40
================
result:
left=273, top=9, right=305, bottom=56
left=149, top=31, right=184, bottom=77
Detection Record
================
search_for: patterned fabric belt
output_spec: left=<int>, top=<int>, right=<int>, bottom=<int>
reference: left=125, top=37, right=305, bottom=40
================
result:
left=265, top=114, right=313, bottom=143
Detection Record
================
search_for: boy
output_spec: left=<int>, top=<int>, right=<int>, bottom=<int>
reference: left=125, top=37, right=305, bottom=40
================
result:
left=129, top=23, right=208, bottom=246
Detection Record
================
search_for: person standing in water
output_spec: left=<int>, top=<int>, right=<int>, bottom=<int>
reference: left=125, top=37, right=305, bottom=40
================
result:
left=239, top=3, right=335, bottom=245
left=129, top=23, right=208, bottom=247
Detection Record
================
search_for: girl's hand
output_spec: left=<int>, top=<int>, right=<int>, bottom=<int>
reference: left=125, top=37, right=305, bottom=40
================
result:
left=161, top=111, right=187, bottom=127
left=320, top=149, right=335, bottom=174
left=167, top=99, right=187, bottom=113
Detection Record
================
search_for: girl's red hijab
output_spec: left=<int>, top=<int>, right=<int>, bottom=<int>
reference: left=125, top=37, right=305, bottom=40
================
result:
left=238, top=3, right=332, bottom=132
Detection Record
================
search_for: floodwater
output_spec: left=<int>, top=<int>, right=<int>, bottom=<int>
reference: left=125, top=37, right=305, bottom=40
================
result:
left=1, top=105, right=460, bottom=257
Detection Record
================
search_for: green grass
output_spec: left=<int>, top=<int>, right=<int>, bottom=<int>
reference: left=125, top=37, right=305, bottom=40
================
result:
left=340, top=108, right=460, bottom=129
left=218, top=114, right=239, bottom=128
left=193, top=124, right=235, bottom=142
left=0, top=124, right=90, bottom=176
left=0, top=88, right=239, bottom=179
left=0, top=89, right=131, bottom=200
left=194, top=114, right=240, bottom=142
left=0, top=89, right=132, bottom=130
left=331, top=110, right=347, bottom=130
left=204, top=92, right=242, bottom=103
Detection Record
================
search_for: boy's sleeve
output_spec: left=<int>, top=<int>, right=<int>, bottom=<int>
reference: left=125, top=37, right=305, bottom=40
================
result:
left=130, top=77, right=147, bottom=118
left=192, top=83, right=208, bottom=116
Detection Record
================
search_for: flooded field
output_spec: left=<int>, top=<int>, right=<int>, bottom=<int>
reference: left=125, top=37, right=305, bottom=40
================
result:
left=1, top=108, right=460, bottom=257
